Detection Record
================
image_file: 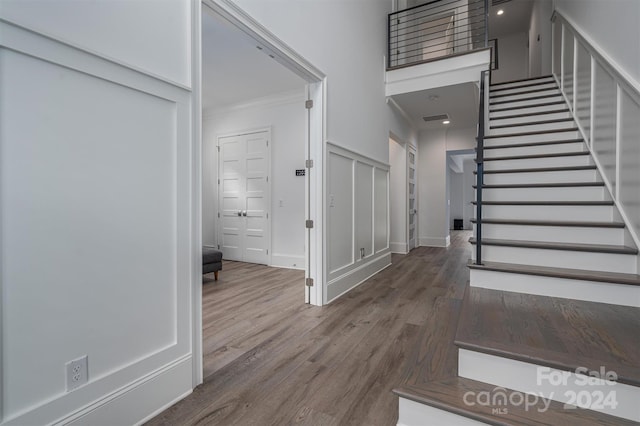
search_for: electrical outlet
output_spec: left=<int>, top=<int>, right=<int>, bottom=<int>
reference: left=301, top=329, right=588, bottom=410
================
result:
left=66, top=355, right=88, bottom=391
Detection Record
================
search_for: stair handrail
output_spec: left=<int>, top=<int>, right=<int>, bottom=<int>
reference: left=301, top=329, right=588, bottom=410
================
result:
left=475, top=70, right=489, bottom=265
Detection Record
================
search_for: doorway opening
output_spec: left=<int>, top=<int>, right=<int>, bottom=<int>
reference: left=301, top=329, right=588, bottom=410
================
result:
left=196, top=0, right=326, bottom=385
left=389, top=134, right=418, bottom=255
left=446, top=149, right=475, bottom=235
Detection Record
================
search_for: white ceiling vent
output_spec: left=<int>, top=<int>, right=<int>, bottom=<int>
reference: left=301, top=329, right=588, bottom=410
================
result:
left=422, top=113, right=449, bottom=122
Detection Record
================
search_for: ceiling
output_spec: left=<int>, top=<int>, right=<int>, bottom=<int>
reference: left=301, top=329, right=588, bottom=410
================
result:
left=390, top=82, right=480, bottom=130
left=489, top=0, right=534, bottom=38
left=201, top=10, right=306, bottom=111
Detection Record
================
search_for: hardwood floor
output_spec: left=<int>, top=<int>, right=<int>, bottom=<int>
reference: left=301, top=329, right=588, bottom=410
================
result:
left=146, top=231, right=472, bottom=426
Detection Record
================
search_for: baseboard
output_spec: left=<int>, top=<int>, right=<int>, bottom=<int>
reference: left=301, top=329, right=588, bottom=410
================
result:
left=326, top=252, right=391, bottom=303
left=390, top=242, right=409, bottom=254
left=419, top=236, right=450, bottom=247
left=53, top=356, right=192, bottom=426
left=270, top=253, right=305, bottom=270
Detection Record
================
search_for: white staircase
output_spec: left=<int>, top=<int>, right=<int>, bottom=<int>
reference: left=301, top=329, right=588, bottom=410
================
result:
left=396, top=75, right=640, bottom=426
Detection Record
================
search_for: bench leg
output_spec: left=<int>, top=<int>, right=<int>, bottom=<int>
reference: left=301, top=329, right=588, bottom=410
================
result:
left=214, top=271, right=219, bottom=281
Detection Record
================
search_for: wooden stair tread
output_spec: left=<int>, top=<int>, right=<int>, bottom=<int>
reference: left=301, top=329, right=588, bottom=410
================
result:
left=470, top=218, right=624, bottom=228
left=467, top=259, right=640, bottom=286
left=394, top=378, right=637, bottom=426
left=490, top=75, right=554, bottom=88
left=474, top=165, right=596, bottom=174
left=491, top=100, right=566, bottom=112
left=482, top=138, right=584, bottom=150
left=473, top=182, right=604, bottom=189
left=481, top=151, right=589, bottom=162
left=491, top=87, right=560, bottom=99
left=490, top=117, right=574, bottom=129
left=468, top=237, right=638, bottom=255
left=490, top=93, right=564, bottom=106
left=489, top=108, right=570, bottom=120
left=484, top=128, right=579, bottom=139
left=454, top=286, right=640, bottom=387
left=471, top=200, right=613, bottom=206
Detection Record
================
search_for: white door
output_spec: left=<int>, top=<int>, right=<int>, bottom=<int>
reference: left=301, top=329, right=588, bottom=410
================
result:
left=408, top=146, right=418, bottom=250
left=218, top=130, right=270, bottom=265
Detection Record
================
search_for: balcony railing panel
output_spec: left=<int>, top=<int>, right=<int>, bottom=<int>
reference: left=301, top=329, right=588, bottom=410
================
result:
left=388, top=0, right=488, bottom=70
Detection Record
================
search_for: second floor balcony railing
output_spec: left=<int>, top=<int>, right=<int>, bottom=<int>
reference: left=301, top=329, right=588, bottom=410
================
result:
left=388, top=0, right=488, bottom=70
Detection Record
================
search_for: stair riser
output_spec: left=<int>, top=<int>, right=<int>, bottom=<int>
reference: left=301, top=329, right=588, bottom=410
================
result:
left=478, top=187, right=606, bottom=202
left=484, top=131, right=580, bottom=146
left=490, top=111, right=572, bottom=126
left=490, top=96, right=565, bottom=109
left=490, top=89, right=561, bottom=103
left=458, top=349, right=640, bottom=422
left=472, top=223, right=625, bottom=245
left=470, top=245, right=637, bottom=274
left=490, top=82, right=558, bottom=95
left=484, top=143, right=586, bottom=158
left=469, top=268, right=640, bottom=307
left=488, top=121, right=576, bottom=136
left=490, top=104, right=568, bottom=118
left=479, top=205, right=615, bottom=222
left=491, top=77, right=555, bottom=90
left=484, top=155, right=592, bottom=170
left=481, top=170, right=599, bottom=185
left=398, top=398, right=486, bottom=426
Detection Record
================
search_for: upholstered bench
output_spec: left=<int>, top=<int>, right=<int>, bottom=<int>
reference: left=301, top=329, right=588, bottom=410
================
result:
left=202, top=247, right=223, bottom=280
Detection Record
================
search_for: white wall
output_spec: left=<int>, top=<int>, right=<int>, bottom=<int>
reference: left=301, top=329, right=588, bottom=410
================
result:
left=418, top=126, right=476, bottom=246
left=203, top=91, right=306, bottom=269
left=555, top=0, right=640, bottom=85
left=492, top=32, right=529, bottom=84
left=389, top=138, right=408, bottom=253
left=528, top=0, right=553, bottom=78
left=0, top=2, right=196, bottom=425
left=231, top=0, right=391, bottom=163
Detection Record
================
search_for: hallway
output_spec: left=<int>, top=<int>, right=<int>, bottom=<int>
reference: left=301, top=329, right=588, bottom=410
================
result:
left=147, top=231, right=471, bottom=425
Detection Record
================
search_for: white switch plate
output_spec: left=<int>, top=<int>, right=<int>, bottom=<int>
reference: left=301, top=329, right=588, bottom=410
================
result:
left=66, top=355, right=88, bottom=391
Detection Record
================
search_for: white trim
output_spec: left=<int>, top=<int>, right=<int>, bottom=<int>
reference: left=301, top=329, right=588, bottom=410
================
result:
left=419, top=236, right=450, bottom=247
left=270, top=254, right=305, bottom=270
left=326, top=141, right=391, bottom=170
left=390, top=242, right=409, bottom=254
left=398, top=397, right=488, bottom=426
left=386, top=96, right=414, bottom=127
left=326, top=254, right=392, bottom=303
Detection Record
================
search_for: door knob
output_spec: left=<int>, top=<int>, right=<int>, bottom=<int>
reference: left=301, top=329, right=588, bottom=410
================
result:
left=237, top=210, right=242, bottom=216
left=242, top=210, right=247, bottom=217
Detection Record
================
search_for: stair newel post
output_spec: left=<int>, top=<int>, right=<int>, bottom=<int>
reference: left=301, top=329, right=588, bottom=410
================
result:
left=476, top=70, right=487, bottom=265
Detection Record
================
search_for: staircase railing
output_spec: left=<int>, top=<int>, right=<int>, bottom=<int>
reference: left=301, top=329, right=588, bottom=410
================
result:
left=388, top=0, right=488, bottom=70
left=475, top=70, right=489, bottom=265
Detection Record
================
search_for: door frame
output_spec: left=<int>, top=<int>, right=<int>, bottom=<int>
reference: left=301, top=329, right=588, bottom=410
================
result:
left=407, top=143, right=418, bottom=251
left=216, top=127, right=272, bottom=266
left=195, top=0, right=327, bottom=387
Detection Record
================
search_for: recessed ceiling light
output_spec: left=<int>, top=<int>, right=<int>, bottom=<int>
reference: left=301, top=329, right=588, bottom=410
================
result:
left=256, top=46, right=263, bottom=50
left=497, top=9, right=504, bottom=15
left=443, top=120, right=450, bottom=124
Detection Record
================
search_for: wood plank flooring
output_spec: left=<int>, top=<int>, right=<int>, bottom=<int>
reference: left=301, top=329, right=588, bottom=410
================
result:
left=146, top=231, right=472, bottom=426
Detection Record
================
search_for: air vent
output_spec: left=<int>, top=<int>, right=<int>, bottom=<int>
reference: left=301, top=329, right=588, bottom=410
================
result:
left=492, top=0, right=511, bottom=5
left=423, top=114, right=449, bottom=122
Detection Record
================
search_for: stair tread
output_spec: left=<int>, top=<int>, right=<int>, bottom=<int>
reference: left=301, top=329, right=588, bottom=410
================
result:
left=491, top=100, right=566, bottom=112
left=467, top=259, right=640, bottom=286
left=473, top=182, right=604, bottom=189
left=470, top=218, right=624, bottom=228
left=490, top=93, right=564, bottom=106
left=490, top=117, right=575, bottom=129
left=468, top=237, right=638, bottom=255
left=473, top=165, right=597, bottom=174
left=483, top=139, right=584, bottom=150
left=454, top=286, right=640, bottom=387
left=490, top=108, right=570, bottom=120
left=394, top=378, right=637, bottom=426
left=471, top=200, right=613, bottom=206
left=490, top=75, right=555, bottom=88
left=484, top=128, right=579, bottom=139
left=491, top=87, right=560, bottom=99
left=481, top=151, right=589, bottom=162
